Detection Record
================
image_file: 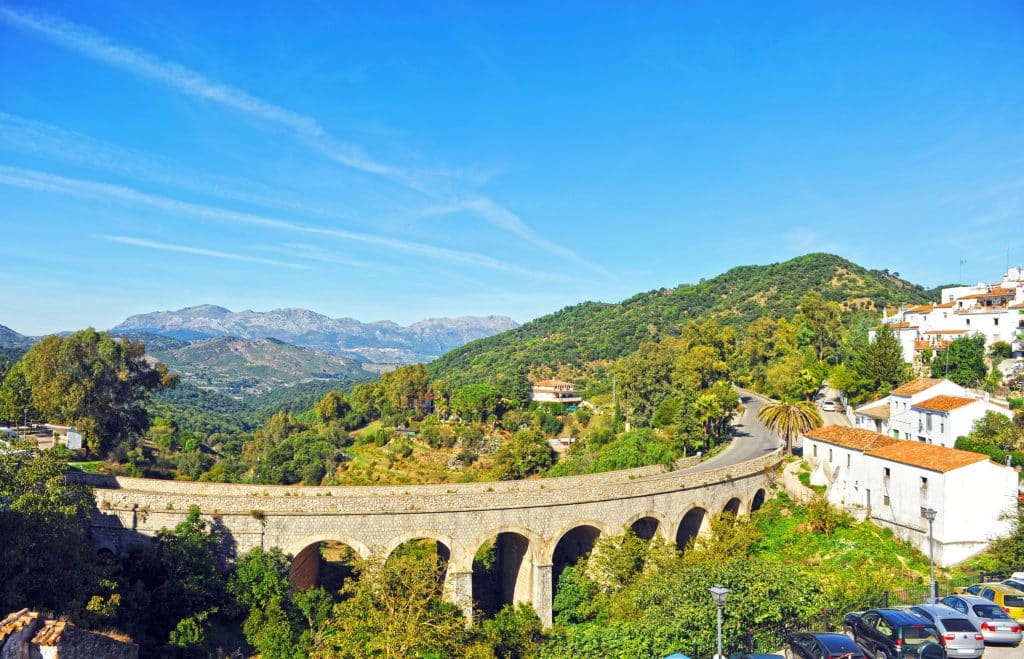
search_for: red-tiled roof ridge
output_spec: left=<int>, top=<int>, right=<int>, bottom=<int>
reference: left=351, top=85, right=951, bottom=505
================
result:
left=866, top=442, right=989, bottom=473
left=890, top=378, right=944, bottom=396
left=803, top=425, right=898, bottom=452
left=532, top=379, right=574, bottom=387
left=912, top=395, right=979, bottom=413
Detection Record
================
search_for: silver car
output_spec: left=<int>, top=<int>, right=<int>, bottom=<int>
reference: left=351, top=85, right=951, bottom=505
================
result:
left=938, top=594, right=1023, bottom=646
left=905, top=604, right=985, bottom=658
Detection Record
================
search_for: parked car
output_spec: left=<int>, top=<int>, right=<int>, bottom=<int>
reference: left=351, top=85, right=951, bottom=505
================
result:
left=844, top=608, right=945, bottom=658
left=821, top=400, right=837, bottom=412
left=953, top=583, right=1024, bottom=622
left=937, top=594, right=1022, bottom=646
left=784, top=632, right=865, bottom=659
left=1003, top=579, right=1024, bottom=593
left=903, top=604, right=984, bottom=658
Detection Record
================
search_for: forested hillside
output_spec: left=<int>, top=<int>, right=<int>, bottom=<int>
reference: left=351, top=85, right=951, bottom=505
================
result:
left=430, top=253, right=933, bottom=389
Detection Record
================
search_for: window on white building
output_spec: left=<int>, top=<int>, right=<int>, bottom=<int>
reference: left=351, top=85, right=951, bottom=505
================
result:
left=994, top=318, right=999, bottom=326
left=847, top=454, right=851, bottom=468
left=829, top=449, right=833, bottom=462
left=940, top=420, right=944, bottom=433
left=884, top=467, right=891, bottom=479
left=926, top=414, right=932, bottom=431
left=920, top=476, right=928, bottom=491
left=884, top=494, right=890, bottom=505
left=813, top=445, right=818, bottom=458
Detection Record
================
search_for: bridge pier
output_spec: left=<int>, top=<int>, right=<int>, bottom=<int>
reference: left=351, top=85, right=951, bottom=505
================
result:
left=444, top=570, right=475, bottom=623
left=532, top=563, right=554, bottom=628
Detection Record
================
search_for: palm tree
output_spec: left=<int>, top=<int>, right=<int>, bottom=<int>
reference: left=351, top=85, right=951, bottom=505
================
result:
left=756, top=399, right=823, bottom=455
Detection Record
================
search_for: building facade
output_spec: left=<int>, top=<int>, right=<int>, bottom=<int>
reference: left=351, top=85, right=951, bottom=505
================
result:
left=530, top=379, right=582, bottom=406
left=872, top=267, right=1024, bottom=362
left=803, top=425, right=1018, bottom=566
left=853, top=378, right=1011, bottom=447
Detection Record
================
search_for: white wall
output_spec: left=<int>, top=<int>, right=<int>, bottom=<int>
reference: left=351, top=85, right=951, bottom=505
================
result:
left=861, top=455, right=1017, bottom=567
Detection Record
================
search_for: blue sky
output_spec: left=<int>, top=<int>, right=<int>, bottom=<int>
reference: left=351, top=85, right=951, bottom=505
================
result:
left=2, top=1, right=1023, bottom=335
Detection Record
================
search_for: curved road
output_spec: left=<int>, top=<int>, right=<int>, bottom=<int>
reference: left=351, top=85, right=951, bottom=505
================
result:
left=685, top=390, right=780, bottom=474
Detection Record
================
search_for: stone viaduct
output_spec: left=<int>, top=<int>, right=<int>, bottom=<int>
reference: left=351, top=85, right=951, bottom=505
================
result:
left=79, top=449, right=781, bottom=627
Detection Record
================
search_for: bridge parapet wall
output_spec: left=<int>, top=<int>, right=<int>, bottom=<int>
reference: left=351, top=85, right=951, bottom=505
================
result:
left=76, top=451, right=776, bottom=516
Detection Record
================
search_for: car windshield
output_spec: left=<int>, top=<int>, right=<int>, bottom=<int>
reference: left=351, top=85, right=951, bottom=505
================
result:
left=1004, top=595, right=1024, bottom=607
left=902, top=626, right=939, bottom=645
left=941, top=619, right=976, bottom=632
left=973, top=604, right=1011, bottom=619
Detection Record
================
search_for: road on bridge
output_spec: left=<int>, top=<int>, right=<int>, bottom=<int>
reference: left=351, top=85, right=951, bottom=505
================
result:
left=686, top=391, right=781, bottom=474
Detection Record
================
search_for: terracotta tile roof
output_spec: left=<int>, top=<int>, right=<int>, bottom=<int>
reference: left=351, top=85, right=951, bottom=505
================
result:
left=906, top=305, right=933, bottom=313
left=31, top=620, right=68, bottom=646
left=866, top=442, right=989, bottom=473
left=934, top=301, right=957, bottom=308
left=959, top=288, right=1016, bottom=299
left=856, top=404, right=891, bottom=420
left=913, top=395, right=979, bottom=413
left=923, top=329, right=967, bottom=335
left=887, top=322, right=918, bottom=329
left=1011, top=303, right=1024, bottom=309
left=804, top=425, right=898, bottom=452
left=0, top=609, right=39, bottom=643
left=914, top=340, right=931, bottom=351
left=532, top=379, right=574, bottom=388
left=890, top=378, right=945, bottom=396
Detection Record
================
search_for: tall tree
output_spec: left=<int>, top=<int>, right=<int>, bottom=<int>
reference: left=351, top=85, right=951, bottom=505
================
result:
left=853, top=325, right=909, bottom=399
left=4, top=329, right=177, bottom=454
left=756, top=400, right=823, bottom=455
left=931, top=334, right=987, bottom=387
left=795, top=292, right=844, bottom=362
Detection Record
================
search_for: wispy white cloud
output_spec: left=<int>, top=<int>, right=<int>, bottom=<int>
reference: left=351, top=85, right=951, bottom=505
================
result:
left=0, top=112, right=378, bottom=223
left=422, top=196, right=610, bottom=274
left=0, top=165, right=585, bottom=283
left=0, top=7, right=401, bottom=180
left=97, top=235, right=311, bottom=269
left=0, top=7, right=601, bottom=270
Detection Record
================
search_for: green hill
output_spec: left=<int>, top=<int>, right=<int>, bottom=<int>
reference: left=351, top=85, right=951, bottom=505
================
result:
left=145, top=335, right=375, bottom=396
left=429, top=253, right=932, bottom=389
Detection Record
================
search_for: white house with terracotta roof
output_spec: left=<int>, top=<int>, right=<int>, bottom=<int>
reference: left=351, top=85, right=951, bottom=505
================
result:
left=530, top=379, right=582, bottom=406
left=852, top=378, right=1010, bottom=446
left=875, top=267, right=1024, bottom=362
left=802, top=425, right=1018, bottom=566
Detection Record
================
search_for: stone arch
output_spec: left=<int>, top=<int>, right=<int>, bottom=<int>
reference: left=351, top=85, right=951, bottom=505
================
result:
left=470, top=527, right=540, bottom=618
left=750, top=488, right=767, bottom=513
left=384, top=531, right=458, bottom=598
left=675, top=506, right=709, bottom=551
left=722, top=497, right=742, bottom=517
left=288, top=536, right=367, bottom=592
left=622, top=510, right=667, bottom=541
left=549, top=521, right=610, bottom=604
left=383, top=530, right=458, bottom=564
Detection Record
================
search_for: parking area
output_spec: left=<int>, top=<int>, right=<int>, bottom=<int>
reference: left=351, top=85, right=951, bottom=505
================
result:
left=983, top=643, right=1022, bottom=658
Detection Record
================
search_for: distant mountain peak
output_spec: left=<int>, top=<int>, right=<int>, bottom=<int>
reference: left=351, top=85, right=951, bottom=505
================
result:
left=112, top=306, right=518, bottom=364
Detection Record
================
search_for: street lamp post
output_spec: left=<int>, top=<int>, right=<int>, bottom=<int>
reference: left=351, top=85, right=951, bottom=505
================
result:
left=709, top=584, right=730, bottom=659
left=923, top=508, right=937, bottom=599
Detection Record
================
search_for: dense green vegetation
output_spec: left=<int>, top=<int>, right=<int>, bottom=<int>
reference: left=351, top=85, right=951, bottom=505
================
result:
left=16, top=438, right=1009, bottom=657
left=429, top=253, right=932, bottom=391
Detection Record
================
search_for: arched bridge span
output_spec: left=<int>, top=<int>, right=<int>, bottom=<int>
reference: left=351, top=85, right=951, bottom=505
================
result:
left=81, top=449, right=780, bottom=626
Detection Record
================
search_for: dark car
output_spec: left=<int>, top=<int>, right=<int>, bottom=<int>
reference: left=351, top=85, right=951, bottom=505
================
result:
left=844, top=609, right=945, bottom=658
left=784, top=632, right=866, bottom=659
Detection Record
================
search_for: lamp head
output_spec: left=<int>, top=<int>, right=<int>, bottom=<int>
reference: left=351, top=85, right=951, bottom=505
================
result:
left=709, top=583, right=730, bottom=607
left=923, top=508, right=937, bottom=522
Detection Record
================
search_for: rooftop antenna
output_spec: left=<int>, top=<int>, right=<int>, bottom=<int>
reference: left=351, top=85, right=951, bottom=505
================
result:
left=959, top=259, right=967, bottom=284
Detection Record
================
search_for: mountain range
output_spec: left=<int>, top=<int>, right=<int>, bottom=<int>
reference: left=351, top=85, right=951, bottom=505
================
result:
left=112, top=305, right=519, bottom=364
left=121, top=333, right=375, bottom=396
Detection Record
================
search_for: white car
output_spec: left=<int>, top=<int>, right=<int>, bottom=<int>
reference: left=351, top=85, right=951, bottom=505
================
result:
left=821, top=400, right=836, bottom=412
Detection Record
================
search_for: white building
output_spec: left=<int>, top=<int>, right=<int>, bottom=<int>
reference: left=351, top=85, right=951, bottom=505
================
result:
left=803, top=425, right=1018, bottom=566
left=872, top=267, right=1024, bottom=362
left=853, top=378, right=1011, bottom=446
left=530, top=379, right=582, bottom=406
